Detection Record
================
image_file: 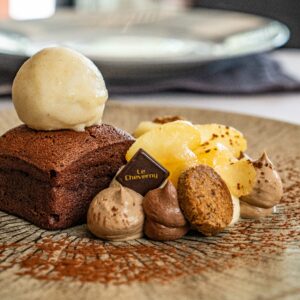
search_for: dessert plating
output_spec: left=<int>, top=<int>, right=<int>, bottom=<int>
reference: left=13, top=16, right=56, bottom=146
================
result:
left=0, top=46, right=283, bottom=242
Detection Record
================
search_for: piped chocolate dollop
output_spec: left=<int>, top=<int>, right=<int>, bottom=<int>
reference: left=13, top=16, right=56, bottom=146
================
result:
left=143, top=181, right=189, bottom=241
left=241, top=152, right=283, bottom=208
left=87, top=181, right=144, bottom=241
left=240, top=152, right=283, bottom=218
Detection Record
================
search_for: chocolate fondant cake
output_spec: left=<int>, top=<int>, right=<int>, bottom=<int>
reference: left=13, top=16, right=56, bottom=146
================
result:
left=0, top=124, right=134, bottom=229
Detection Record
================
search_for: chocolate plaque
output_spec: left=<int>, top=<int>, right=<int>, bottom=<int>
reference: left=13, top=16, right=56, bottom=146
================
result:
left=116, top=149, right=169, bottom=196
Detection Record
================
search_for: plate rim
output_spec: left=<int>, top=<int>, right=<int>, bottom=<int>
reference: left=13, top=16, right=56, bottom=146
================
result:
left=0, top=8, right=290, bottom=67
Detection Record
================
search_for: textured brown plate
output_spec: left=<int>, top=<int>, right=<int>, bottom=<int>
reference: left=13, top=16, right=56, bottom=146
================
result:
left=0, top=102, right=300, bottom=300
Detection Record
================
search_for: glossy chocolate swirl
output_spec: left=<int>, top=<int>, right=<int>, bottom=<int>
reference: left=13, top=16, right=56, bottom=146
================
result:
left=143, top=181, right=189, bottom=241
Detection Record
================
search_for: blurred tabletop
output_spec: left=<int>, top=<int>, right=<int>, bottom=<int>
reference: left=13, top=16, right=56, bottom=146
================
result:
left=0, top=48, right=299, bottom=125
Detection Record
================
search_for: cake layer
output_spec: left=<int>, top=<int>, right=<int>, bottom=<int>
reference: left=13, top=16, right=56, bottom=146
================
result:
left=0, top=124, right=134, bottom=229
left=0, top=143, right=132, bottom=188
left=0, top=168, right=110, bottom=229
left=0, top=124, right=133, bottom=183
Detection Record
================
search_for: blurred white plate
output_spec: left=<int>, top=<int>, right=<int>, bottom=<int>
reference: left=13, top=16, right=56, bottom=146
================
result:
left=0, top=8, right=289, bottom=79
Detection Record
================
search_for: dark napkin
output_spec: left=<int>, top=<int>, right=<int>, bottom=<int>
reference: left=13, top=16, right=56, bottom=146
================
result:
left=0, top=54, right=26, bottom=96
left=106, top=54, right=300, bottom=95
left=1, top=53, right=300, bottom=96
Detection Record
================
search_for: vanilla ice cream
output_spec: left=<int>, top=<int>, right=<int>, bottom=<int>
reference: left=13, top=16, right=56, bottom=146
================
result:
left=12, top=47, right=108, bottom=131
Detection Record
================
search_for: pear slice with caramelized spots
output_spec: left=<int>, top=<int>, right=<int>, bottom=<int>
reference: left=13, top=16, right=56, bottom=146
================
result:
left=195, top=124, right=247, bottom=157
left=194, top=142, right=237, bottom=168
left=215, top=158, right=256, bottom=197
left=126, top=121, right=201, bottom=185
left=133, top=121, right=160, bottom=138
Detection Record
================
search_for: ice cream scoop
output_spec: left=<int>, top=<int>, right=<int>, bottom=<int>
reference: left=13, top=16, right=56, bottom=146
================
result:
left=87, top=181, right=144, bottom=241
left=241, top=152, right=283, bottom=208
left=143, top=181, right=189, bottom=241
left=12, top=47, right=108, bottom=132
